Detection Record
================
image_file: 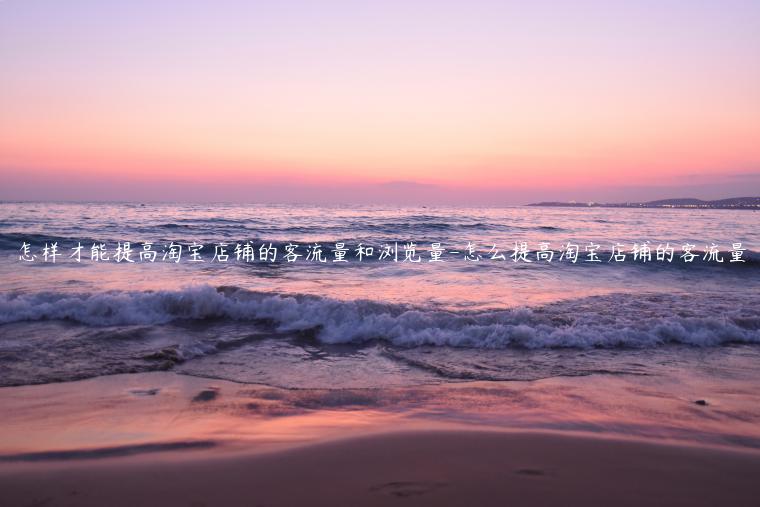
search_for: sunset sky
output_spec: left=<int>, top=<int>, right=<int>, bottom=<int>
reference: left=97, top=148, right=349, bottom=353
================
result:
left=1, top=0, right=759, bottom=203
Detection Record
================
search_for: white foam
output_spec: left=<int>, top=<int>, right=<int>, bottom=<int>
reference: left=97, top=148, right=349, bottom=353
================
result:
left=0, top=286, right=758, bottom=349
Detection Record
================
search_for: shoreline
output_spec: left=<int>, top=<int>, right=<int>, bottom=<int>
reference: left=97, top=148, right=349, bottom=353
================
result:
left=2, top=370, right=760, bottom=505
left=3, top=370, right=760, bottom=453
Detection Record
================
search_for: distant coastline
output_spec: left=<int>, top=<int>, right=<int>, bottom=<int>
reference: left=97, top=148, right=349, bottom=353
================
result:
left=527, top=197, right=760, bottom=209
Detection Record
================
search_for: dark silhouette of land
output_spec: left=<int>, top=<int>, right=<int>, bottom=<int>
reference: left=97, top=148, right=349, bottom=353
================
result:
left=527, top=197, right=760, bottom=209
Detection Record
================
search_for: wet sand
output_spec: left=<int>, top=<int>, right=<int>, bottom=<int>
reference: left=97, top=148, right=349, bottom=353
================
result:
left=2, top=430, right=760, bottom=507
left=2, top=372, right=760, bottom=506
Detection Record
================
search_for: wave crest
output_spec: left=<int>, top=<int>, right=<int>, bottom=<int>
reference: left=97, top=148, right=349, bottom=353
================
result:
left=1, top=286, right=758, bottom=349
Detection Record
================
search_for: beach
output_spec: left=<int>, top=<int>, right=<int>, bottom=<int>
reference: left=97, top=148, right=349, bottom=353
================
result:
left=5, top=431, right=760, bottom=507
left=2, top=371, right=760, bottom=506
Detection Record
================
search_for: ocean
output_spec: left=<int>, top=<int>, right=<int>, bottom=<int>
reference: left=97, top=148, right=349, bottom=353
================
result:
left=0, top=202, right=758, bottom=392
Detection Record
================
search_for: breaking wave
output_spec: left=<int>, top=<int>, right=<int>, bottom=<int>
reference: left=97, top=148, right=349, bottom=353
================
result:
left=1, top=286, right=758, bottom=349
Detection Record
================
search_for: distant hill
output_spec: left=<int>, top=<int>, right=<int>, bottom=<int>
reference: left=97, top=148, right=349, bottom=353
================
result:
left=527, top=197, right=760, bottom=209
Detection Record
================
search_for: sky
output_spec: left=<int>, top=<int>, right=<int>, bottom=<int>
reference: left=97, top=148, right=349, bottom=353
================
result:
left=1, top=0, right=759, bottom=203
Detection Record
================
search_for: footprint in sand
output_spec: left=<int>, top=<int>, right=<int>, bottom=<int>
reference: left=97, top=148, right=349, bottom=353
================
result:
left=370, top=481, right=447, bottom=498
left=514, top=468, right=547, bottom=477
